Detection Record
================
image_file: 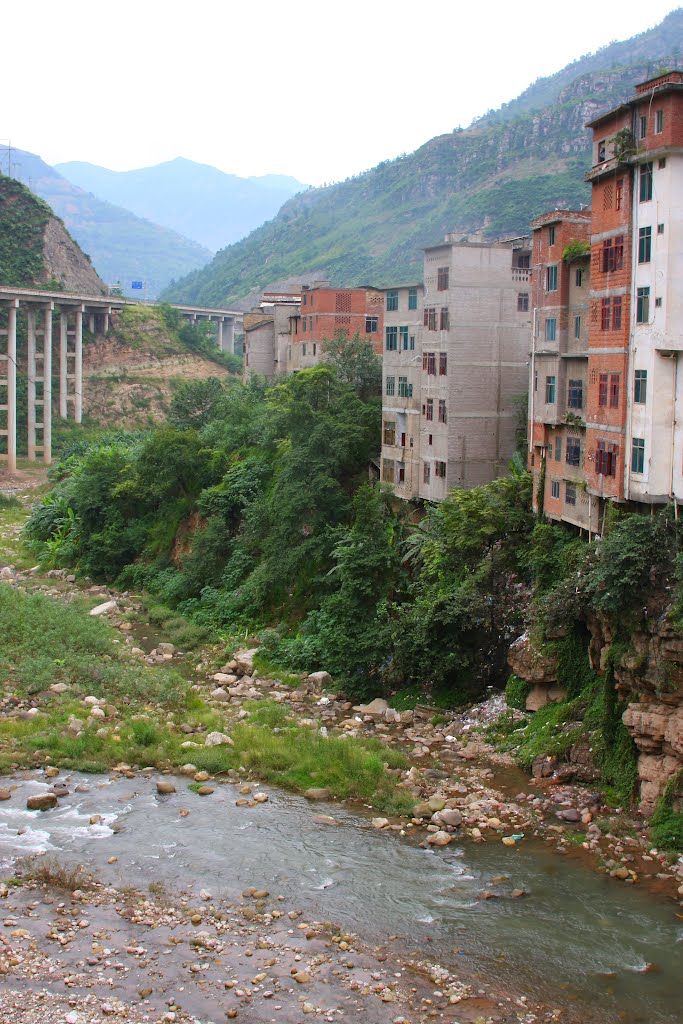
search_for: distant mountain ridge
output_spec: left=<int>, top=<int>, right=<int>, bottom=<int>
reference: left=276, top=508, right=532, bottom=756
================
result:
left=160, top=9, right=683, bottom=309
left=55, top=157, right=307, bottom=252
left=0, top=147, right=211, bottom=298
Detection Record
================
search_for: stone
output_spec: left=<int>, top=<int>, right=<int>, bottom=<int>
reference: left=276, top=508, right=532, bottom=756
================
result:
left=427, top=830, right=453, bottom=846
left=436, top=808, right=462, bottom=827
left=194, top=770, right=210, bottom=782
left=556, top=808, right=581, bottom=822
left=27, top=793, right=58, bottom=811
left=307, top=671, right=332, bottom=689
left=353, top=697, right=389, bottom=720
left=205, top=731, right=234, bottom=747
left=210, top=687, right=230, bottom=701
left=45, top=766, right=60, bottom=778
left=312, top=814, right=338, bottom=826
left=212, top=672, right=238, bottom=685
left=0, top=566, right=14, bottom=580
left=49, top=683, right=69, bottom=694
left=253, top=792, right=269, bottom=803
left=89, top=600, right=117, bottom=617
left=372, top=817, right=389, bottom=829
left=502, top=836, right=516, bottom=847
left=157, top=642, right=175, bottom=655
left=293, top=971, right=311, bottom=983
left=179, top=764, right=197, bottom=776
left=234, top=648, right=258, bottom=676
left=156, top=780, right=176, bottom=795
left=0, top=789, right=10, bottom=801
left=197, top=786, right=214, bottom=796
left=303, top=788, right=331, bottom=801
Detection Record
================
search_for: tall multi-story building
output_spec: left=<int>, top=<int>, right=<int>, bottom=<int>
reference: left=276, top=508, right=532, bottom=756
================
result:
left=528, top=211, right=593, bottom=529
left=529, top=71, right=683, bottom=533
left=288, top=284, right=384, bottom=372
left=381, top=238, right=532, bottom=500
left=243, top=293, right=300, bottom=378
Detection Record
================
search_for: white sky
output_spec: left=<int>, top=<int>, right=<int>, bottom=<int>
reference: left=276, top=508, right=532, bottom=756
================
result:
left=3, top=0, right=681, bottom=186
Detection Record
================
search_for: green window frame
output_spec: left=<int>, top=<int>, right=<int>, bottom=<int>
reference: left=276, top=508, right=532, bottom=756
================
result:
left=631, top=437, right=645, bottom=474
left=385, top=375, right=395, bottom=397
left=636, top=287, right=650, bottom=324
left=639, top=162, right=653, bottom=202
left=638, top=226, right=652, bottom=264
left=545, top=375, right=556, bottom=403
left=385, top=326, right=398, bottom=351
left=400, top=326, right=409, bottom=350
left=634, top=369, right=647, bottom=404
left=386, top=290, right=398, bottom=312
left=408, top=287, right=418, bottom=310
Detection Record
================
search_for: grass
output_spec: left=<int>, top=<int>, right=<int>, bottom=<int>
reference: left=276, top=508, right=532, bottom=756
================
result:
left=252, top=652, right=303, bottom=688
left=16, top=855, right=94, bottom=891
left=0, top=493, right=21, bottom=510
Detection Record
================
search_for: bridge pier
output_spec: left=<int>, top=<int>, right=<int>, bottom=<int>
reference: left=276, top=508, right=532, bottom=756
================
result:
left=74, top=306, right=83, bottom=424
left=0, top=299, right=18, bottom=473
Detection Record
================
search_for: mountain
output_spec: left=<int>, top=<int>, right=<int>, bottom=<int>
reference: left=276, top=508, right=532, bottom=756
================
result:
left=161, top=9, right=683, bottom=308
left=0, top=148, right=211, bottom=298
left=54, top=157, right=307, bottom=252
left=0, top=174, right=106, bottom=293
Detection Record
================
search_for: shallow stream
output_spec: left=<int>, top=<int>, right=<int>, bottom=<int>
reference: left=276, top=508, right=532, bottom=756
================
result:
left=1, top=772, right=681, bottom=1023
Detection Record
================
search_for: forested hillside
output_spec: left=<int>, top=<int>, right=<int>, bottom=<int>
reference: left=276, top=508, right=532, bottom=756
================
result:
left=163, top=9, right=683, bottom=307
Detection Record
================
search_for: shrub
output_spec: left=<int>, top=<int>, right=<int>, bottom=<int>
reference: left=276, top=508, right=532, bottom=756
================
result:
left=505, top=674, right=531, bottom=710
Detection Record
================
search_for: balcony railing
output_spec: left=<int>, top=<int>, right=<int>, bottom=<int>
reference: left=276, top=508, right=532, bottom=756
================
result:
left=512, top=268, right=532, bottom=283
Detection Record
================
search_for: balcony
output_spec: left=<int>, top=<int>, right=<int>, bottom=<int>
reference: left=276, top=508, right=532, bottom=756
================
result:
left=512, top=268, right=532, bottom=284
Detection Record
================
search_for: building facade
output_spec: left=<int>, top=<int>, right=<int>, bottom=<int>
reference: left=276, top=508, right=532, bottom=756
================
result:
left=288, top=284, right=384, bottom=372
left=381, top=238, right=532, bottom=500
left=243, top=294, right=300, bottom=379
left=528, top=211, right=593, bottom=529
left=529, top=71, right=683, bottom=534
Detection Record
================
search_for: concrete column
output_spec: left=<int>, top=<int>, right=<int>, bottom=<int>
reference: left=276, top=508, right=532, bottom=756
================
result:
left=59, top=311, right=68, bottom=419
left=103, top=308, right=110, bottom=335
left=27, top=308, right=36, bottom=461
left=217, top=319, right=224, bottom=350
left=75, top=306, right=83, bottom=424
left=88, top=311, right=95, bottom=334
left=224, top=318, right=235, bottom=354
left=6, top=300, right=18, bottom=473
left=42, top=305, right=53, bottom=464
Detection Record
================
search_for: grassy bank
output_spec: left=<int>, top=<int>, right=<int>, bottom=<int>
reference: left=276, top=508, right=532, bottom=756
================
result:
left=0, top=584, right=413, bottom=815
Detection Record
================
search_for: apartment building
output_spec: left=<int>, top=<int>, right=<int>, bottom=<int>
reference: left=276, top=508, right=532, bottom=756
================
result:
left=528, top=211, right=593, bottom=529
left=288, top=284, right=384, bottom=372
left=380, top=284, right=424, bottom=498
left=529, top=71, right=683, bottom=533
left=381, top=238, right=532, bottom=500
left=243, top=293, right=300, bottom=378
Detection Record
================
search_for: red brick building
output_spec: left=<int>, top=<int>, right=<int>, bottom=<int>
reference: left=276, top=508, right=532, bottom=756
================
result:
left=288, top=284, right=384, bottom=371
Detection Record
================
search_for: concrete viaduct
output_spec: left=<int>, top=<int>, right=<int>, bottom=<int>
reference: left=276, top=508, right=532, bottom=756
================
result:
left=0, top=285, right=243, bottom=473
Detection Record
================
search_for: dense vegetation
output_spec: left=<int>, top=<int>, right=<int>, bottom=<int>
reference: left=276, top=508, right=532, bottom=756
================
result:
left=163, top=13, right=683, bottom=306
left=0, top=176, right=51, bottom=286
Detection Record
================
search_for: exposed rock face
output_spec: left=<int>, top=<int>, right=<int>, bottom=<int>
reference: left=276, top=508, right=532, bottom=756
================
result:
left=509, top=607, right=683, bottom=815
left=42, top=217, right=107, bottom=294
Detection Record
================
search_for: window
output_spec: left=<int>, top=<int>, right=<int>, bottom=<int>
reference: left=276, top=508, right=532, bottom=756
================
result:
left=435, top=461, right=447, bottom=479
left=302, top=293, right=307, bottom=306
left=655, top=109, right=663, bottom=134
left=309, top=316, right=313, bottom=331
left=534, top=370, right=538, bottom=392
left=658, top=157, right=666, bottom=170
left=439, top=352, right=447, bottom=375
left=546, top=265, right=558, bottom=291
left=658, top=223, right=665, bottom=235
left=302, top=342, right=307, bottom=355
left=428, top=434, right=433, bottom=445
left=302, top=317, right=307, bottom=332
left=409, top=335, right=415, bottom=350
left=555, top=435, right=562, bottom=462
left=565, top=483, right=577, bottom=506
left=424, top=307, right=437, bottom=331
left=639, top=114, right=647, bottom=139
left=610, top=374, right=620, bottom=408
left=634, top=369, right=647, bottom=404
left=385, top=375, right=395, bottom=397
left=601, top=298, right=611, bottom=331
left=655, top=296, right=662, bottom=308
left=386, top=290, right=398, bottom=311
left=568, top=379, right=583, bottom=409
left=408, top=287, right=418, bottom=310
left=386, top=326, right=398, bottom=351
left=638, top=226, right=652, bottom=264
left=640, top=162, right=653, bottom=202
left=631, top=438, right=645, bottom=474
left=615, top=177, right=624, bottom=210
left=545, top=318, right=557, bottom=342
left=596, top=440, right=618, bottom=477
left=398, top=376, right=412, bottom=398
left=425, top=352, right=436, bottom=375
left=612, top=296, right=622, bottom=330
left=597, top=139, right=606, bottom=163
left=566, top=437, right=581, bottom=467
left=574, top=315, right=581, bottom=339
left=602, top=235, right=624, bottom=272
left=551, top=480, right=560, bottom=499
left=598, top=373, right=608, bottom=407
left=637, top=287, right=650, bottom=324
left=423, top=463, right=430, bottom=484
left=437, top=267, right=449, bottom=291
left=545, top=375, right=556, bottom=403
left=575, top=268, right=583, bottom=287
left=516, top=253, right=530, bottom=269
left=383, top=421, right=396, bottom=446
left=365, top=315, right=378, bottom=332
left=382, top=459, right=395, bottom=483
left=425, top=398, right=434, bottom=421
left=549, top=225, right=556, bottom=246
left=312, top=343, right=317, bottom=355
left=518, top=292, right=529, bottom=312
left=400, top=326, right=409, bottom=350
left=438, top=399, right=447, bottom=424
left=440, top=307, right=449, bottom=330
left=398, top=462, right=406, bottom=483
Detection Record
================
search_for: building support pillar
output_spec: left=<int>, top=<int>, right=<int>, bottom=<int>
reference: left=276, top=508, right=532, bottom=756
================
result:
left=217, top=318, right=224, bottom=350
left=42, top=304, right=53, bottom=464
left=0, top=300, right=18, bottom=473
left=224, top=318, right=235, bottom=354
left=59, top=311, right=68, bottom=419
left=88, top=311, right=95, bottom=334
left=27, top=308, right=37, bottom=461
left=75, top=305, right=83, bottom=424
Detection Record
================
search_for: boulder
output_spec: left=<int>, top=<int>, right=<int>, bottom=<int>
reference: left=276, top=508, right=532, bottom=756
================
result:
left=205, top=731, right=234, bottom=747
left=304, top=788, right=331, bottom=801
left=526, top=684, right=567, bottom=712
left=0, top=566, right=15, bottom=580
left=427, top=830, right=453, bottom=846
left=234, top=648, right=258, bottom=676
left=436, top=808, right=462, bottom=827
left=89, top=600, right=117, bottom=617
left=157, top=642, right=175, bottom=656
left=27, top=793, right=58, bottom=811
left=353, top=698, right=389, bottom=720
left=156, top=780, right=176, bottom=795
left=306, top=671, right=332, bottom=690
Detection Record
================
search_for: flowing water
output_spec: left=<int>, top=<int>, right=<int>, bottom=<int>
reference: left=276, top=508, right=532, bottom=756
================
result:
left=1, top=772, right=681, bottom=1023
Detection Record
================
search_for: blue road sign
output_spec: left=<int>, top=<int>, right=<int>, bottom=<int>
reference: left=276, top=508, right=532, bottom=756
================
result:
left=131, top=280, right=144, bottom=290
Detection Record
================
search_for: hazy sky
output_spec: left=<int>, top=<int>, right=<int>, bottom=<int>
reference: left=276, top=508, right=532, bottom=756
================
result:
left=3, top=1, right=680, bottom=186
